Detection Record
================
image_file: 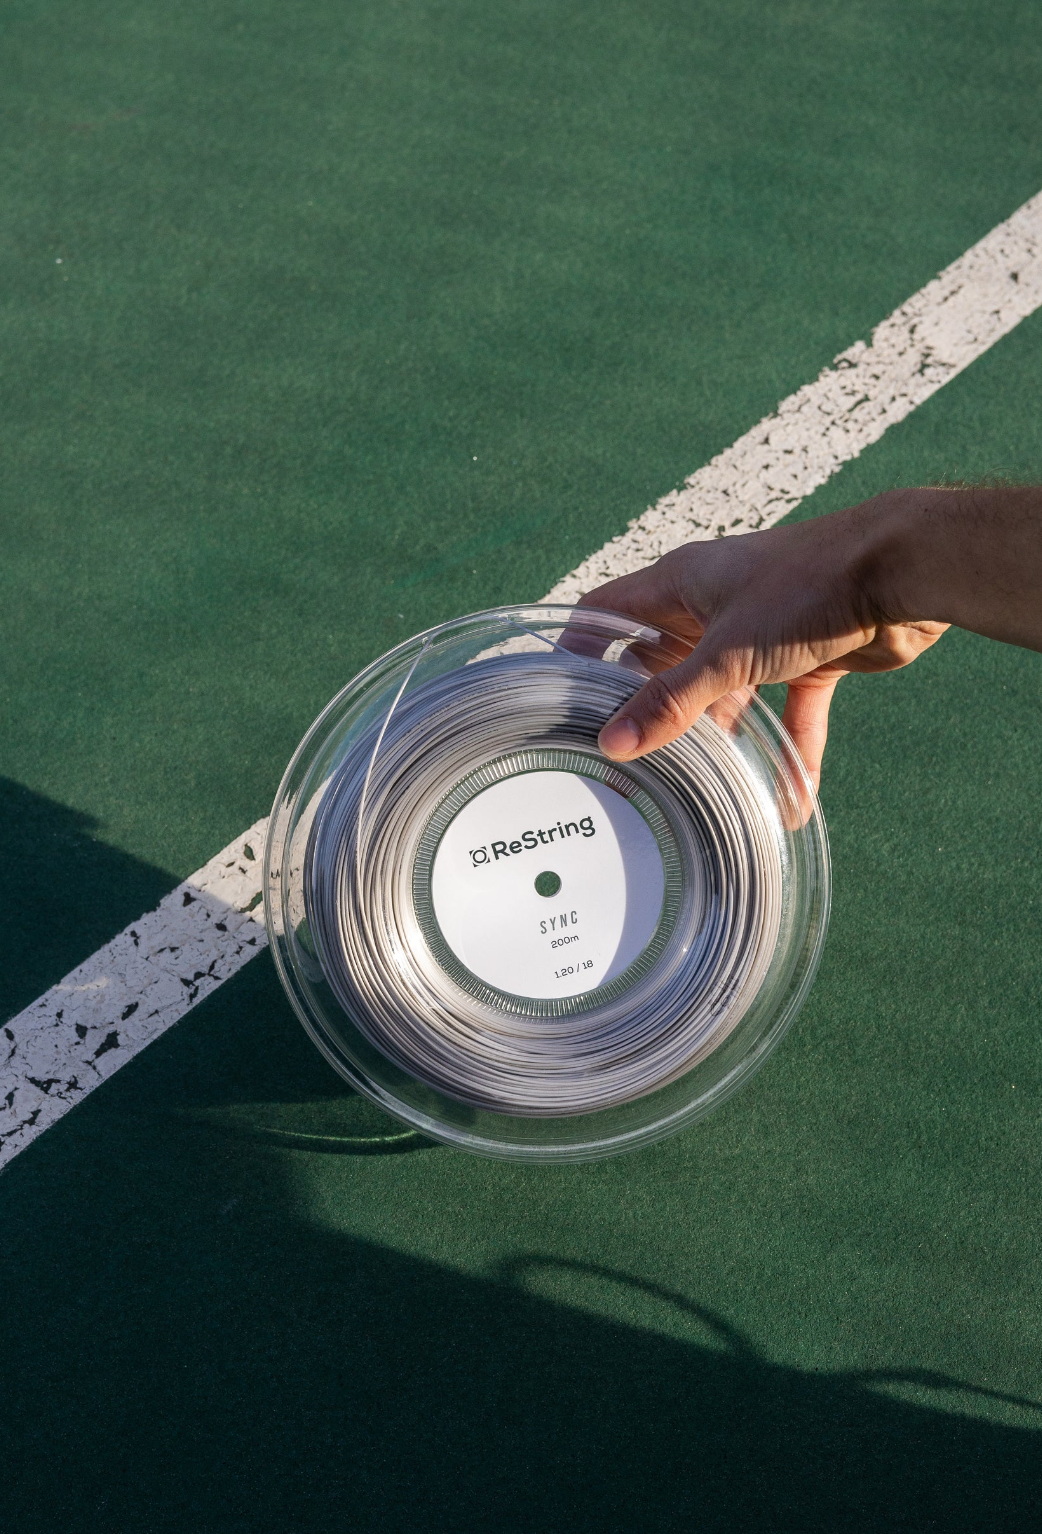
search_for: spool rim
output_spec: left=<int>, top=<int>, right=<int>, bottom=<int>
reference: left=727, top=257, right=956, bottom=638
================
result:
left=264, top=604, right=831, bottom=1162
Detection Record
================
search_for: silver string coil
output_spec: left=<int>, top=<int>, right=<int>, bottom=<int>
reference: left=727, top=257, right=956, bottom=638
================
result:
left=301, top=645, right=788, bottom=1116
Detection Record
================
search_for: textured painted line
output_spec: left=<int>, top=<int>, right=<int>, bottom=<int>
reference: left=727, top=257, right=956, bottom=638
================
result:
left=0, top=822, right=268, bottom=1168
left=3, top=188, right=1042, bottom=1171
left=545, top=188, right=1042, bottom=602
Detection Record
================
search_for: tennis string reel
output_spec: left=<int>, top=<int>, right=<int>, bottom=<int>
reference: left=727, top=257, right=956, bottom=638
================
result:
left=264, top=605, right=830, bottom=1161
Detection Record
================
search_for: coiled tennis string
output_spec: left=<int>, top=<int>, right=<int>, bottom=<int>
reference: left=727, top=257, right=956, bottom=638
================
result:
left=302, top=647, right=785, bottom=1117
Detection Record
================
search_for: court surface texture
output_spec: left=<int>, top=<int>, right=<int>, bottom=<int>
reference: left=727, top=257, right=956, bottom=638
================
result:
left=3, top=3, right=1042, bottom=1529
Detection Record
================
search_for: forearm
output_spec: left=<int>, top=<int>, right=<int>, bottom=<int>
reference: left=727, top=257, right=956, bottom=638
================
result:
left=586, top=481, right=1040, bottom=775
left=866, top=486, right=1042, bottom=651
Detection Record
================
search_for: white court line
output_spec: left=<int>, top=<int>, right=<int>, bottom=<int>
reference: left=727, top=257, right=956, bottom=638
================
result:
left=1, top=824, right=269, bottom=1164
left=546, top=189, right=1042, bottom=601
left=3, top=188, right=1042, bottom=1170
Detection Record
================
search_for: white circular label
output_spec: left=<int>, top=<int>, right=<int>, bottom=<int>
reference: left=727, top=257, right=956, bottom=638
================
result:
left=429, top=770, right=665, bottom=1000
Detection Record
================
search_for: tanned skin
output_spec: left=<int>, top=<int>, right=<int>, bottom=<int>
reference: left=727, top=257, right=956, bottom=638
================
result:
left=580, top=487, right=1042, bottom=787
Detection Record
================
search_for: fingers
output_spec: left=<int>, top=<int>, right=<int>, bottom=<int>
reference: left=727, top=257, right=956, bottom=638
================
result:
left=597, top=628, right=846, bottom=797
left=559, top=600, right=691, bottom=671
left=779, top=672, right=845, bottom=789
left=598, top=639, right=742, bottom=760
left=576, top=556, right=708, bottom=649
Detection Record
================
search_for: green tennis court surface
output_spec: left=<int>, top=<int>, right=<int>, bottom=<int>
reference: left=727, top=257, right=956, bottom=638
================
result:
left=3, top=2, right=1042, bottom=1526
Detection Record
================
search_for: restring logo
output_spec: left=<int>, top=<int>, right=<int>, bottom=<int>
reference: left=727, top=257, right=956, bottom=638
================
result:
left=470, top=814, right=595, bottom=867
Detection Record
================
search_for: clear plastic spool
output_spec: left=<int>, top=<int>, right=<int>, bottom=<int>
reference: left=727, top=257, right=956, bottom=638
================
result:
left=264, top=605, right=831, bottom=1162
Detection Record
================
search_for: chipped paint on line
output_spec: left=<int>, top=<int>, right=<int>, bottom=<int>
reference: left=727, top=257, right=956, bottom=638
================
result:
left=4, top=187, right=1042, bottom=1170
left=0, top=821, right=268, bottom=1170
left=544, top=188, right=1042, bottom=602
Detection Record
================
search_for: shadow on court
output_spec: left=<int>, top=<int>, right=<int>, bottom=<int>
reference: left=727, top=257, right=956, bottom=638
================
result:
left=1, top=972, right=1040, bottom=1531
left=3, top=782, right=1042, bottom=1531
left=0, top=777, right=176, bottom=1023
left=3, top=1113, right=1041, bottom=1531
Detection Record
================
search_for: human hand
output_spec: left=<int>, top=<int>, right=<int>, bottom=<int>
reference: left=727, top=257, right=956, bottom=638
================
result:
left=579, top=494, right=948, bottom=787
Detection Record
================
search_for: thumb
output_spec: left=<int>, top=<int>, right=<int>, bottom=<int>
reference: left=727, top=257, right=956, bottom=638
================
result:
left=779, top=671, right=845, bottom=790
left=598, top=639, right=742, bottom=760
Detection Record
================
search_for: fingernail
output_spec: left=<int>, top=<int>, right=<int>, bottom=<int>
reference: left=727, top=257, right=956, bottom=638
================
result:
left=599, top=716, right=641, bottom=758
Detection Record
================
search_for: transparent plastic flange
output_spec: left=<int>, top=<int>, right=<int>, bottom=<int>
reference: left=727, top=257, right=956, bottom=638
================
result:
left=264, top=605, right=831, bottom=1162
